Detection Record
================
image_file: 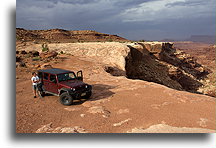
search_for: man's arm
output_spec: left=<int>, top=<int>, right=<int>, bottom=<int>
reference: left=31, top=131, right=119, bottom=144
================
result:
left=36, top=76, right=40, bottom=83
left=32, top=77, right=39, bottom=83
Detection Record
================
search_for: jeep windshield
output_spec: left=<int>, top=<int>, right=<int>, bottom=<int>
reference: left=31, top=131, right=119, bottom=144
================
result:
left=57, top=72, right=77, bottom=82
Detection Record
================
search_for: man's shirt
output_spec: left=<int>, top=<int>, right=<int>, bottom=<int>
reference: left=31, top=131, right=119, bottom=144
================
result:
left=31, top=76, right=39, bottom=85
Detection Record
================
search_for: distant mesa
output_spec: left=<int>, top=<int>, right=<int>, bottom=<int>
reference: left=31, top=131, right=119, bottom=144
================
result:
left=188, top=35, right=215, bottom=44
left=16, top=28, right=130, bottom=43
left=160, top=35, right=215, bottom=44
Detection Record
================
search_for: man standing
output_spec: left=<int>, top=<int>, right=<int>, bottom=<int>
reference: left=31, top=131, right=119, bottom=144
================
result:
left=31, top=72, right=40, bottom=98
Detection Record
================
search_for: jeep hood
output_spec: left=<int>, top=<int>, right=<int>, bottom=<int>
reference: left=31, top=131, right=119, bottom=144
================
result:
left=59, top=80, right=86, bottom=88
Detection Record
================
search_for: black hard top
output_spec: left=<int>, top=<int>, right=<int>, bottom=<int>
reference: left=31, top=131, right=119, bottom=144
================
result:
left=38, top=68, right=73, bottom=74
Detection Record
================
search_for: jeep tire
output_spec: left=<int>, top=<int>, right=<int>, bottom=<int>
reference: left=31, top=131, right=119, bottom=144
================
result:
left=59, top=92, right=73, bottom=106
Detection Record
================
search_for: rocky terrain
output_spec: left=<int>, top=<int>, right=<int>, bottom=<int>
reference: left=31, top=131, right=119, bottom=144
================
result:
left=16, top=29, right=215, bottom=133
left=174, top=42, right=215, bottom=69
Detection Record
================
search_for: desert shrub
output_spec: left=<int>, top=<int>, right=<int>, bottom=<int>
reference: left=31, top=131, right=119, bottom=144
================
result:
left=42, top=43, right=49, bottom=52
left=138, top=40, right=145, bottom=42
left=32, top=56, right=41, bottom=61
left=16, top=35, right=20, bottom=41
left=24, top=54, right=31, bottom=58
left=107, top=39, right=113, bottom=42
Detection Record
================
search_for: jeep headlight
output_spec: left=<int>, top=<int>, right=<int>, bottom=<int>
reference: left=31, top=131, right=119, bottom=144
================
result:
left=71, top=88, right=76, bottom=91
left=85, top=85, right=88, bottom=88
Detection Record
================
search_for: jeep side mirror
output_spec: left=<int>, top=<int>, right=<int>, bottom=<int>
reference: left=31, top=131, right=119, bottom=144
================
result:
left=77, top=70, right=83, bottom=81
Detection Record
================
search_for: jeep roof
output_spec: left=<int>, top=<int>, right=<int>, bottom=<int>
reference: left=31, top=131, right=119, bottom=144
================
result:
left=38, top=68, right=73, bottom=74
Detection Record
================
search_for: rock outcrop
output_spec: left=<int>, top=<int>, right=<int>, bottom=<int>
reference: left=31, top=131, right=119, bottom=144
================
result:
left=127, top=124, right=215, bottom=133
left=40, top=51, right=58, bottom=59
left=36, top=123, right=87, bottom=133
left=125, top=42, right=208, bottom=92
left=174, top=42, right=215, bottom=96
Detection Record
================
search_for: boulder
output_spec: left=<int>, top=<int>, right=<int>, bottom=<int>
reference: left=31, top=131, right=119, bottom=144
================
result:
left=16, top=56, right=22, bottom=62
left=41, top=63, right=53, bottom=69
left=87, top=106, right=111, bottom=116
left=29, top=50, right=40, bottom=57
left=16, top=61, right=26, bottom=68
left=20, top=50, right=27, bottom=54
left=40, top=51, right=58, bottom=59
left=34, top=64, right=41, bottom=68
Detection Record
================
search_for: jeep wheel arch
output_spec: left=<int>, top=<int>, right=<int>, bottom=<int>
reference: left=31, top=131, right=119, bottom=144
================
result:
left=59, top=88, right=71, bottom=96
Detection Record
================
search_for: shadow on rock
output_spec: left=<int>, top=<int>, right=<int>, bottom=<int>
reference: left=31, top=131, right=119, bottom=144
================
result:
left=73, top=84, right=115, bottom=105
left=90, top=84, right=115, bottom=101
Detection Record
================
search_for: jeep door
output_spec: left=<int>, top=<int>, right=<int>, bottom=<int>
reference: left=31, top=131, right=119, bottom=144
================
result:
left=43, top=73, right=50, bottom=91
left=77, top=70, right=83, bottom=81
left=48, top=74, right=59, bottom=94
left=43, top=73, right=58, bottom=94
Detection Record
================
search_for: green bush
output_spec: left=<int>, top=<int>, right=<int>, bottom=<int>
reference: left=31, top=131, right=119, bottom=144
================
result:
left=32, top=56, right=40, bottom=61
left=107, top=39, right=113, bottom=42
left=42, top=43, right=49, bottom=52
left=16, top=35, right=20, bottom=41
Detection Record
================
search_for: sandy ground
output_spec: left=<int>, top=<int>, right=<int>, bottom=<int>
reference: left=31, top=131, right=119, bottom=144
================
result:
left=16, top=55, right=216, bottom=133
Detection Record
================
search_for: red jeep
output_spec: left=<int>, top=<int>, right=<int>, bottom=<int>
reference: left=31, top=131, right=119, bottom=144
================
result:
left=37, top=68, right=92, bottom=106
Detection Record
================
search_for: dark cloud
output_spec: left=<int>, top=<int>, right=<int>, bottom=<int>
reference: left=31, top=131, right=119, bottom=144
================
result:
left=113, top=0, right=159, bottom=7
left=16, top=0, right=215, bottom=40
left=43, top=0, right=100, bottom=5
left=17, top=0, right=99, bottom=5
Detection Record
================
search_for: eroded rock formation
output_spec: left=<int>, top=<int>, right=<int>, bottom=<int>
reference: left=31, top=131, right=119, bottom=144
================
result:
left=125, top=42, right=208, bottom=92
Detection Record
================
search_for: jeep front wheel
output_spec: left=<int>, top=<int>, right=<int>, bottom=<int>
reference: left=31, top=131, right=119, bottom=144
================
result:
left=59, top=92, right=73, bottom=106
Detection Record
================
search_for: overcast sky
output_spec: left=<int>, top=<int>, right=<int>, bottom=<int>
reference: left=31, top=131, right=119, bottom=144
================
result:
left=16, top=0, right=215, bottom=40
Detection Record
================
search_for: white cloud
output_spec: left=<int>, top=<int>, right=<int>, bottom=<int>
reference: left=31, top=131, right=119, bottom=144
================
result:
left=119, top=0, right=214, bottom=22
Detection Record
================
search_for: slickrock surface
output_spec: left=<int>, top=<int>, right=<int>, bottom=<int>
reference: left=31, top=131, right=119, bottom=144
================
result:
left=16, top=52, right=215, bottom=133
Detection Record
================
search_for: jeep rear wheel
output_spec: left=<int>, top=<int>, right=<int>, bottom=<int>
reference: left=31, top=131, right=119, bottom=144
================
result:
left=59, top=92, right=73, bottom=106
